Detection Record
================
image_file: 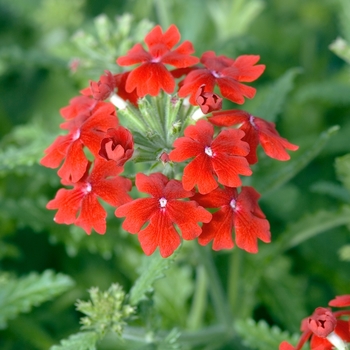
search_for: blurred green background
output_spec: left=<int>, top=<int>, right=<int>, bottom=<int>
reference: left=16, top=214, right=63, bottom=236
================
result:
left=1, top=0, right=350, bottom=349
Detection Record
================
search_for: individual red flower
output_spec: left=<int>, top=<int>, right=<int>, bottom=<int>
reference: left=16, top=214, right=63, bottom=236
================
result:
left=193, top=186, right=270, bottom=253
left=41, top=102, right=118, bottom=182
left=80, top=70, right=115, bottom=101
left=195, top=84, right=222, bottom=114
left=98, top=126, right=134, bottom=166
left=115, top=173, right=212, bottom=258
left=209, top=109, right=299, bottom=164
left=308, top=308, right=337, bottom=338
left=178, top=51, right=265, bottom=105
left=116, top=24, right=199, bottom=97
left=60, top=95, right=97, bottom=120
left=169, top=119, right=252, bottom=194
left=329, top=295, right=350, bottom=308
left=47, top=159, right=132, bottom=234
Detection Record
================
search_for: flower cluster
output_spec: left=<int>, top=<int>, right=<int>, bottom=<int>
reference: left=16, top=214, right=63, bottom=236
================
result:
left=41, top=24, right=298, bottom=257
left=280, top=295, right=350, bottom=350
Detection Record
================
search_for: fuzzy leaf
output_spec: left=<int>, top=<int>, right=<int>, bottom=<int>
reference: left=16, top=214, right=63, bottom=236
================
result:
left=250, top=67, right=301, bottom=122
left=128, top=251, right=175, bottom=306
left=254, top=125, right=339, bottom=196
left=335, top=153, right=350, bottom=191
left=234, top=318, right=299, bottom=350
left=0, top=270, right=74, bottom=329
left=50, top=331, right=99, bottom=350
left=279, top=205, right=350, bottom=251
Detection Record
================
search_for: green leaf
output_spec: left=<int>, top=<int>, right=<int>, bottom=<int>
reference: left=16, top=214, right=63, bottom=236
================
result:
left=128, top=251, right=175, bottom=306
left=339, top=245, right=350, bottom=261
left=50, top=331, right=99, bottom=350
left=0, top=270, right=74, bottom=329
left=251, top=67, right=301, bottom=122
left=329, top=37, right=350, bottom=64
left=234, top=318, right=299, bottom=350
left=278, top=205, right=350, bottom=251
left=335, top=153, right=350, bottom=191
left=254, top=125, right=339, bottom=196
left=310, top=180, right=350, bottom=203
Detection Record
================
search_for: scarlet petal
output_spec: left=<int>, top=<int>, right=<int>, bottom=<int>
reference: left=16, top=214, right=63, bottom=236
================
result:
left=167, top=200, right=212, bottom=240
left=138, top=212, right=181, bottom=258
left=209, top=109, right=250, bottom=127
left=169, top=137, right=206, bottom=162
left=136, top=173, right=169, bottom=198
left=115, top=198, right=158, bottom=233
left=211, top=128, right=249, bottom=156
left=217, top=77, right=256, bottom=104
left=182, top=154, right=217, bottom=194
left=125, top=62, right=175, bottom=96
left=198, top=207, right=234, bottom=250
left=184, top=119, right=214, bottom=145
left=329, top=295, right=350, bottom=307
left=279, top=341, right=296, bottom=350
left=117, top=43, right=152, bottom=66
left=75, top=193, right=107, bottom=234
left=232, top=55, right=266, bottom=82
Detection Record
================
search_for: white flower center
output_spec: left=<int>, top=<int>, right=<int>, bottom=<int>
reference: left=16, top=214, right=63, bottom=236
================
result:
left=85, top=183, right=92, bottom=193
left=211, top=70, right=222, bottom=78
left=205, top=146, right=213, bottom=157
left=72, top=129, right=81, bottom=141
left=159, top=197, right=167, bottom=208
left=249, top=115, right=257, bottom=128
left=230, top=199, right=236, bottom=209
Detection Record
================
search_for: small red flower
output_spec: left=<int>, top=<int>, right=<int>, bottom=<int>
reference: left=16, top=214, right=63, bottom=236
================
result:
left=115, top=173, right=212, bottom=258
left=169, top=119, right=251, bottom=194
left=308, top=308, right=337, bottom=338
left=209, top=109, right=299, bottom=164
left=178, top=51, right=265, bottom=105
left=193, top=186, right=270, bottom=253
left=41, top=102, right=118, bottom=182
left=81, top=70, right=115, bottom=101
left=47, top=160, right=132, bottom=234
left=117, top=24, right=199, bottom=97
left=195, top=84, right=223, bottom=114
left=98, top=126, right=134, bottom=166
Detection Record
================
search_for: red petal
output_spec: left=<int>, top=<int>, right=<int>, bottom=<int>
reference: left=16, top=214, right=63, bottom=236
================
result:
left=212, top=128, right=249, bottom=156
left=138, top=211, right=181, bottom=257
left=167, top=200, right=212, bottom=240
left=329, top=295, right=350, bottom=307
left=135, top=172, right=168, bottom=198
left=169, top=137, right=204, bottom=162
left=40, top=135, right=71, bottom=169
left=217, top=77, right=256, bottom=104
left=209, top=109, right=250, bottom=127
left=117, top=43, right=152, bottom=66
left=193, top=186, right=235, bottom=208
left=232, top=55, right=265, bottom=82
left=279, top=341, right=296, bottom=350
left=163, top=179, right=194, bottom=200
left=145, top=25, right=180, bottom=50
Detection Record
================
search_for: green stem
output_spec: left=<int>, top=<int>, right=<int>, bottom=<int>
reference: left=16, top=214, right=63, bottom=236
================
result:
left=227, top=248, right=241, bottom=316
left=195, top=244, right=232, bottom=326
left=187, top=265, right=208, bottom=330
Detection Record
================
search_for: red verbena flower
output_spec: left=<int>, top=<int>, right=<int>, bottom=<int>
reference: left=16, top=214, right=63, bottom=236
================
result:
left=60, top=95, right=97, bottom=120
left=98, top=126, right=134, bottom=166
left=115, top=173, right=212, bottom=258
left=80, top=70, right=115, bottom=101
left=308, top=308, right=337, bottom=338
left=169, top=119, right=252, bottom=194
left=40, top=102, right=118, bottom=182
left=178, top=51, right=265, bottom=105
left=47, top=159, right=132, bottom=234
left=117, top=24, right=199, bottom=97
left=209, top=109, right=299, bottom=164
left=195, top=84, right=223, bottom=114
left=193, top=186, right=271, bottom=253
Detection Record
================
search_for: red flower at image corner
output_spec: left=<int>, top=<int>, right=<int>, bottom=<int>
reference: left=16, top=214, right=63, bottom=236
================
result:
left=169, top=119, right=252, bottom=194
left=115, top=173, right=212, bottom=258
left=40, top=102, right=118, bottom=183
left=117, top=24, right=199, bottom=97
left=193, top=186, right=271, bottom=253
left=46, top=160, right=132, bottom=235
left=209, top=109, right=299, bottom=164
left=178, top=51, right=265, bottom=105
left=280, top=296, right=350, bottom=350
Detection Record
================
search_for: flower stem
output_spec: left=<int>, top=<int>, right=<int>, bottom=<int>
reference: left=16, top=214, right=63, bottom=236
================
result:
left=228, top=248, right=241, bottom=316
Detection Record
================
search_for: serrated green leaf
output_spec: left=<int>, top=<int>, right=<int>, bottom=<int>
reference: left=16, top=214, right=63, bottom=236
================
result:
left=0, top=270, right=74, bottom=329
left=50, top=331, right=99, bottom=350
left=279, top=205, right=350, bottom=251
left=335, top=153, right=350, bottom=191
left=234, top=318, right=299, bottom=350
left=128, top=251, right=175, bottom=306
left=251, top=68, right=301, bottom=122
left=254, top=125, right=339, bottom=196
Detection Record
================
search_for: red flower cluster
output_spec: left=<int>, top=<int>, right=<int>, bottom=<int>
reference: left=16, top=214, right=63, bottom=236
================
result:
left=41, top=24, right=298, bottom=257
left=280, top=295, right=350, bottom=350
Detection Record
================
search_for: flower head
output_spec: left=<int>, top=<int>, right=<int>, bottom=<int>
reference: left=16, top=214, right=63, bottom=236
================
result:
left=117, top=24, right=199, bottom=97
left=178, top=51, right=265, bottom=105
left=169, top=119, right=252, bottom=194
left=115, top=173, right=212, bottom=257
left=195, top=84, right=223, bottom=114
left=81, top=70, right=115, bottom=101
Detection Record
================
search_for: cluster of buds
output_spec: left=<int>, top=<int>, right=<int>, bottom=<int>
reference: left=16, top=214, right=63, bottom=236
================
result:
left=280, top=295, right=350, bottom=350
left=41, top=24, right=298, bottom=257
